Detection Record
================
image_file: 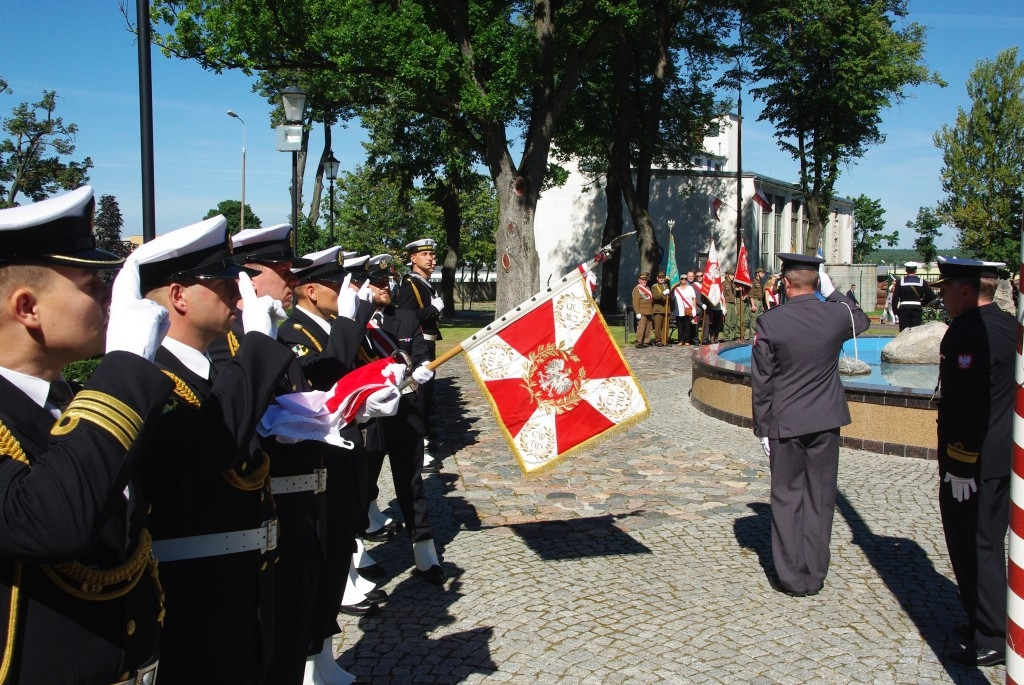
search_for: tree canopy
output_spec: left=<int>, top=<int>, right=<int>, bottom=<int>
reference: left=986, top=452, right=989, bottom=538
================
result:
left=204, top=200, right=262, bottom=235
left=934, top=47, right=1024, bottom=269
left=851, top=194, right=898, bottom=263
left=743, top=0, right=941, bottom=255
left=906, top=206, right=943, bottom=265
left=0, top=84, right=93, bottom=207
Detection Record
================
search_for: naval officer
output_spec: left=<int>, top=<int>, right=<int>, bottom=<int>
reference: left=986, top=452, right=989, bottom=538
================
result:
left=931, top=258, right=1015, bottom=668
left=0, top=187, right=172, bottom=684
left=750, top=253, right=869, bottom=597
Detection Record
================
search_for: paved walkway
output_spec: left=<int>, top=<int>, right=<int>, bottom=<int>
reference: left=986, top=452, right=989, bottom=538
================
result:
left=335, top=341, right=1002, bottom=684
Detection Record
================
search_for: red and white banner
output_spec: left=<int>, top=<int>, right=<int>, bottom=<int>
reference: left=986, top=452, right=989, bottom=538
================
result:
left=699, top=241, right=723, bottom=306
left=1006, top=231, right=1024, bottom=679
left=463, top=273, right=649, bottom=475
left=708, top=194, right=723, bottom=221
left=735, top=241, right=752, bottom=288
left=753, top=187, right=771, bottom=211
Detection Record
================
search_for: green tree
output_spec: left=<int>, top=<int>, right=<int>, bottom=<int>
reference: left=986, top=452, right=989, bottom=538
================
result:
left=0, top=88, right=93, bottom=206
left=907, top=206, right=943, bottom=265
left=151, top=1, right=640, bottom=315
left=934, top=47, right=1024, bottom=269
left=93, top=194, right=133, bottom=258
left=851, top=194, right=898, bottom=263
left=204, top=200, right=262, bottom=235
left=743, top=0, right=941, bottom=255
left=332, top=163, right=443, bottom=259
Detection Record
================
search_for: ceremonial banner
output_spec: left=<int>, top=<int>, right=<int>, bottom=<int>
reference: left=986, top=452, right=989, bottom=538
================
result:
left=734, top=241, right=752, bottom=288
left=463, top=273, right=649, bottom=475
left=699, top=240, right=723, bottom=306
left=665, top=234, right=682, bottom=288
left=753, top=187, right=771, bottom=211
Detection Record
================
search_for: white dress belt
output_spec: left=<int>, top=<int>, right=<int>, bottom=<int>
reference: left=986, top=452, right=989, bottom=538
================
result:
left=422, top=333, right=438, bottom=341
left=151, top=520, right=279, bottom=562
left=271, top=468, right=327, bottom=495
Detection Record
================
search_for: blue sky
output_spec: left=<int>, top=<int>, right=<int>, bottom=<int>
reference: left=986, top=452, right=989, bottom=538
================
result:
left=1, top=1, right=1022, bottom=249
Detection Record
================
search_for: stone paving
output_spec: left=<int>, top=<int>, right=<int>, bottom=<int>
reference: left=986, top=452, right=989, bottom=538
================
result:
left=335, top=339, right=1003, bottom=684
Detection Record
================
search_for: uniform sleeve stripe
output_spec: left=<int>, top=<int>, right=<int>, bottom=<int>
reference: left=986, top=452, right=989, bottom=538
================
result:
left=49, top=391, right=143, bottom=451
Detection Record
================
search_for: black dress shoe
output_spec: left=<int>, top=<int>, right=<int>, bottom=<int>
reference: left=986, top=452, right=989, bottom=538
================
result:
left=364, top=588, right=389, bottom=604
left=357, top=563, right=386, bottom=581
left=412, top=564, right=447, bottom=585
left=339, top=600, right=380, bottom=617
left=946, top=643, right=1005, bottom=667
left=767, top=573, right=818, bottom=598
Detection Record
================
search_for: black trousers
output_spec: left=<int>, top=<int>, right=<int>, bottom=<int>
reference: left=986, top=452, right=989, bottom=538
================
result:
left=676, top=316, right=694, bottom=344
left=366, top=404, right=433, bottom=543
left=769, top=429, right=840, bottom=594
left=939, top=475, right=1009, bottom=650
left=897, top=306, right=922, bottom=331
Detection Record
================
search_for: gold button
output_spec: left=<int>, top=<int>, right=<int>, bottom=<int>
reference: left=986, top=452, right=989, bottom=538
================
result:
left=240, top=461, right=248, bottom=471
left=260, top=492, right=265, bottom=502
left=126, top=619, right=136, bottom=635
left=260, top=561, right=268, bottom=571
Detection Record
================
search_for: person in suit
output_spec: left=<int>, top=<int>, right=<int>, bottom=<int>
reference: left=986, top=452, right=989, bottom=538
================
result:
left=893, top=261, right=936, bottom=331
left=750, top=253, right=869, bottom=597
left=845, top=284, right=858, bottom=305
left=396, top=238, right=444, bottom=473
left=117, top=215, right=296, bottom=684
left=631, top=272, right=654, bottom=348
left=931, top=258, right=1015, bottom=668
left=351, top=255, right=446, bottom=585
left=0, top=186, right=172, bottom=684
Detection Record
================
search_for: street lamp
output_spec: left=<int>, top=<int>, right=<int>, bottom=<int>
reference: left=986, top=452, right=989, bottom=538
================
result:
left=279, top=85, right=307, bottom=231
left=324, top=151, right=340, bottom=245
left=226, top=110, right=246, bottom=230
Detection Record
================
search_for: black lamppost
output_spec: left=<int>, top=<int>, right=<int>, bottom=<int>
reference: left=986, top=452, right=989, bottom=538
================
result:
left=280, top=86, right=307, bottom=231
left=324, top=151, right=340, bottom=245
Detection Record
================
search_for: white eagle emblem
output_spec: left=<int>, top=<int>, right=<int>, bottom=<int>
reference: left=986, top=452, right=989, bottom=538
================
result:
left=957, top=353, right=972, bottom=369
left=538, top=358, right=574, bottom=395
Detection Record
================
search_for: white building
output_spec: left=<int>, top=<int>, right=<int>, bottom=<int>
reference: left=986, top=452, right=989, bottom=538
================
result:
left=533, top=114, right=855, bottom=309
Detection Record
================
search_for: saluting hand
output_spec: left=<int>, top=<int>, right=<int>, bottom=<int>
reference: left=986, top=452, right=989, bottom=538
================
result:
left=239, top=272, right=287, bottom=338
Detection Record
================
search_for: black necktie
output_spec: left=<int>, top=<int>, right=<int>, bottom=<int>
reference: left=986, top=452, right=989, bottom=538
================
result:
left=47, top=380, right=74, bottom=412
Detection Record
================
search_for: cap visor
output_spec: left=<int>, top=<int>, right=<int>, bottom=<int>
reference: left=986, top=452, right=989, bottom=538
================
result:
left=195, top=264, right=260, bottom=281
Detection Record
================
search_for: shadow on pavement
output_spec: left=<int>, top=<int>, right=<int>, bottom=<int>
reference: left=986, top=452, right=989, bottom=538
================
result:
left=509, top=512, right=652, bottom=560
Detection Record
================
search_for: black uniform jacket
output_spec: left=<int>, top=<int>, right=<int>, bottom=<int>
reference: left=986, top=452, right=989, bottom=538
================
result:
left=142, top=332, right=293, bottom=678
left=397, top=273, right=442, bottom=340
left=0, top=352, right=173, bottom=684
left=938, top=302, right=1016, bottom=481
left=751, top=291, right=870, bottom=439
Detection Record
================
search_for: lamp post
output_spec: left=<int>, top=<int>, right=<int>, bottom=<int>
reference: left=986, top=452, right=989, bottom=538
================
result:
left=324, top=151, right=340, bottom=245
left=281, top=86, right=307, bottom=231
left=226, top=110, right=246, bottom=231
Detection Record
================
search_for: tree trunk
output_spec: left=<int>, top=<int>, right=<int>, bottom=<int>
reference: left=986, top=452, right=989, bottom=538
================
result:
left=438, top=180, right=461, bottom=317
left=599, top=164, right=625, bottom=315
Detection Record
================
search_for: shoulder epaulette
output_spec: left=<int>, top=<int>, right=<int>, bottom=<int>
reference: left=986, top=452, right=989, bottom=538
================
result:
left=161, top=371, right=201, bottom=409
left=227, top=330, right=240, bottom=357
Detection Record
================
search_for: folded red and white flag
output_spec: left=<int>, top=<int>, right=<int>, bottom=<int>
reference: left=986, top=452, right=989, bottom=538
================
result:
left=463, top=272, right=649, bottom=475
left=258, top=358, right=404, bottom=447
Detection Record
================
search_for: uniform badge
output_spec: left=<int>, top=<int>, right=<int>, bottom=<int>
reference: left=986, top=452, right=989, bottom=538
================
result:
left=957, top=353, right=973, bottom=369
left=292, top=344, right=309, bottom=357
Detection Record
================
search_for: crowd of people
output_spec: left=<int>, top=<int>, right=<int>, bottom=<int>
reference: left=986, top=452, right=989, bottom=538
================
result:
left=0, top=187, right=448, bottom=685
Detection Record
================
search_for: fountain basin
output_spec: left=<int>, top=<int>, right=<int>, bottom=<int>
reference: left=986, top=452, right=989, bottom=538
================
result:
left=691, top=338, right=938, bottom=460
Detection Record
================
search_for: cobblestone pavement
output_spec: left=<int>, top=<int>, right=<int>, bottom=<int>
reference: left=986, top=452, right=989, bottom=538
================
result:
left=335, top=340, right=1003, bottom=684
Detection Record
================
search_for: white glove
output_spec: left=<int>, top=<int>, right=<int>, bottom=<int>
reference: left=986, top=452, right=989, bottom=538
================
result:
left=944, top=472, right=977, bottom=502
left=760, top=437, right=770, bottom=457
left=412, top=361, right=434, bottom=385
left=355, top=384, right=401, bottom=421
left=430, top=295, right=444, bottom=315
left=818, top=267, right=835, bottom=297
left=701, top=304, right=707, bottom=310
left=636, top=313, right=641, bottom=321
left=356, top=279, right=373, bottom=303
left=239, top=272, right=287, bottom=337
left=105, top=297, right=169, bottom=362
left=336, top=273, right=358, bottom=320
